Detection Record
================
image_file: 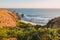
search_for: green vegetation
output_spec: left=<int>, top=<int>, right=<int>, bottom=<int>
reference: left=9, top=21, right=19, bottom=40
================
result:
left=0, top=21, right=60, bottom=40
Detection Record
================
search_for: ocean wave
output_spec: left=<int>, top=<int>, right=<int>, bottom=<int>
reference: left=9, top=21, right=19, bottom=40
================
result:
left=21, top=14, right=52, bottom=24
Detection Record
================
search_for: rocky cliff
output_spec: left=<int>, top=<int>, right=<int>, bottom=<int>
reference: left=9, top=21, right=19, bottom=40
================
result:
left=0, top=9, right=18, bottom=27
left=47, top=17, right=60, bottom=28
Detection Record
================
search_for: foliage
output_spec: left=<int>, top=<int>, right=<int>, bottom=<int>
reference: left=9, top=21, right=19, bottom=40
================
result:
left=0, top=21, right=60, bottom=40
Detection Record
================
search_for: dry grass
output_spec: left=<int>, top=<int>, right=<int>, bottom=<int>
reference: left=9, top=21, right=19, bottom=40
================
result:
left=0, top=9, right=18, bottom=27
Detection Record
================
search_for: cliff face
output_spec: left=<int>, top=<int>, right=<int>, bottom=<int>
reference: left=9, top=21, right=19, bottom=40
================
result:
left=0, top=9, right=18, bottom=27
left=47, top=17, right=60, bottom=28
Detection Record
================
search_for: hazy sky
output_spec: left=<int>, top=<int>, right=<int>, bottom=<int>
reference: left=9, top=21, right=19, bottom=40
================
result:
left=0, top=0, right=60, bottom=8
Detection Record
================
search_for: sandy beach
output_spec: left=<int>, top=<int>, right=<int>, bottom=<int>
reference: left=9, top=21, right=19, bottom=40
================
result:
left=20, top=20, right=45, bottom=26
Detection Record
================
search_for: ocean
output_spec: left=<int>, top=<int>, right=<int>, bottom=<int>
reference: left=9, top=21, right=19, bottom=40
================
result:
left=6, top=8, right=60, bottom=24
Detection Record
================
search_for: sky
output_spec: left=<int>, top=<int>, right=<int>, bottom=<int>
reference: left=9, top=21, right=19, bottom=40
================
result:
left=0, top=0, right=60, bottom=8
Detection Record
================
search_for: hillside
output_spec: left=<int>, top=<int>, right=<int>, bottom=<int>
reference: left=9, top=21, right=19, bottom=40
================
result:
left=0, top=9, right=18, bottom=27
left=47, top=17, right=60, bottom=28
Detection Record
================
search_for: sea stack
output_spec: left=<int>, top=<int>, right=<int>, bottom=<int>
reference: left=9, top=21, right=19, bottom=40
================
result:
left=0, top=9, right=18, bottom=27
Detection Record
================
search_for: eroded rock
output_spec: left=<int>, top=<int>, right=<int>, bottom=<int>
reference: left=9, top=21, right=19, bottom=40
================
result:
left=0, top=9, right=18, bottom=27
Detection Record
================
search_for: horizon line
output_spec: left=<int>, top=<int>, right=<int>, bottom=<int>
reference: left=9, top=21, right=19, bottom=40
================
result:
left=0, top=7, right=60, bottom=9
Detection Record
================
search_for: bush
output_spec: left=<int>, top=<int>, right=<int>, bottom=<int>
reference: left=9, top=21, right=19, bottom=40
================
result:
left=0, top=21, right=60, bottom=40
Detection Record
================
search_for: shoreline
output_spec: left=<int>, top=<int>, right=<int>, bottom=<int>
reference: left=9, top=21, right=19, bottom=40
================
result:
left=20, top=20, right=45, bottom=26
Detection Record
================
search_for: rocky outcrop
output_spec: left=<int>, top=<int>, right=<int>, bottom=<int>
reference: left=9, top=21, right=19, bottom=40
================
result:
left=0, top=9, right=18, bottom=27
left=47, top=17, right=60, bottom=28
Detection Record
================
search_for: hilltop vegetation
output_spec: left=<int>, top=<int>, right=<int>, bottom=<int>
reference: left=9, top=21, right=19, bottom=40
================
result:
left=0, top=20, right=60, bottom=40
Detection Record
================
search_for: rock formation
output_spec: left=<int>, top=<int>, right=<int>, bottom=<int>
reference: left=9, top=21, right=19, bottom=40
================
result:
left=47, top=17, right=60, bottom=28
left=0, top=9, right=18, bottom=27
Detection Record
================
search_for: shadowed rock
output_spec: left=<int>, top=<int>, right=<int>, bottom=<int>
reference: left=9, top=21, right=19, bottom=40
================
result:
left=47, top=17, right=60, bottom=28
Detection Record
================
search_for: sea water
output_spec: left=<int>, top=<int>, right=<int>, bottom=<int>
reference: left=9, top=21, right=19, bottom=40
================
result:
left=6, top=8, right=60, bottom=24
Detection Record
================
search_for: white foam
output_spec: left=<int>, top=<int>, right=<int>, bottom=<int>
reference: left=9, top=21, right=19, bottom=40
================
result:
left=21, top=14, right=52, bottom=24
